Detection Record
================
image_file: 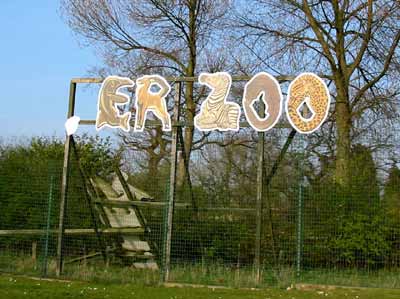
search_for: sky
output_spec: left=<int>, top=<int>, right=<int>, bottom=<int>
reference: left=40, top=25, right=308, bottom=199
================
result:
left=0, top=1, right=100, bottom=140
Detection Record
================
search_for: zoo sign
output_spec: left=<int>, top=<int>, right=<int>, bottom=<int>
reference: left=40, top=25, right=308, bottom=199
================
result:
left=95, top=72, right=331, bottom=134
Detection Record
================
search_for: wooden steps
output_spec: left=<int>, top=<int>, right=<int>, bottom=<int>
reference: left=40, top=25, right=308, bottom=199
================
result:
left=91, top=173, right=158, bottom=270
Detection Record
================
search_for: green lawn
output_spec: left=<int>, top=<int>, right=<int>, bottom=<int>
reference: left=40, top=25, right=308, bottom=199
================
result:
left=3, top=253, right=400, bottom=289
left=1, top=274, right=400, bottom=299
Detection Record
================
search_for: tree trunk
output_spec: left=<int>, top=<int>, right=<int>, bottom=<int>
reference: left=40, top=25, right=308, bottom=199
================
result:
left=333, top=4, right=352, bottom=189
left=148, top=155, right=161, bottom=184
left=177, top=82, right=195, bottom=187
left=334, top=87, right=351, bottom=188
left=177, top=0, right=197, bottom=188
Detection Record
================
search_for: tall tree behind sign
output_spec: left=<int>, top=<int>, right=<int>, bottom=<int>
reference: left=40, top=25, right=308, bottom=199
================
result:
left=235, top=0, right=400, bottom=188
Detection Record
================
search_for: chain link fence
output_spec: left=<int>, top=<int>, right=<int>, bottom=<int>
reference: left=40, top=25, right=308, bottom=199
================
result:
left=0, top=78, right=399, bottom=288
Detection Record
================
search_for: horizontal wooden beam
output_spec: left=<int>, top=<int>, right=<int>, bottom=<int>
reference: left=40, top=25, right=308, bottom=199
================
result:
left=96, top=200, right=258, bottom=212
left=64, top=252, right=103, bottom=264
left=71, top=75, right=295, bottom=84
left=96, top=200, right=190, bottom=208
left=80, top=119, right=293, bottom=129
left=0, top=227, right=144, bottom=236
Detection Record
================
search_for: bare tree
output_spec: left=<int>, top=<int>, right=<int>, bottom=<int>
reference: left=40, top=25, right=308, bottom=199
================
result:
left=61, top=0, right=232, bottom=181
left=236, top=0, right=400, bottom=187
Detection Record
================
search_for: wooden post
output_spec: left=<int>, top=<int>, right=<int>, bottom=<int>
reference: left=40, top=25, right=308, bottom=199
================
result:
left=56, top=82, right=76, bottom=277
left=71, top=138, right=108, bottom=263
left=254, top=101, right=265, bottom=284
left=162, top=82, right=181, bottom=283
left=32, top=242, right=37, bottom=264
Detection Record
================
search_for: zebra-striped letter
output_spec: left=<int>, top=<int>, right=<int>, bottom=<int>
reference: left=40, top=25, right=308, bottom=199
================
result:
left=195, top=72, right=240, bottom=131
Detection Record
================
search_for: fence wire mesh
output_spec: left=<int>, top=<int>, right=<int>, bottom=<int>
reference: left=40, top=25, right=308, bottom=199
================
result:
left=0, top=79, right=399, bottom=289
left=0, top=153, right=62, bottom=278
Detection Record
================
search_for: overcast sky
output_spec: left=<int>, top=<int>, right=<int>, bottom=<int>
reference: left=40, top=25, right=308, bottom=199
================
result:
left=0, top=1, right=100, bottom=140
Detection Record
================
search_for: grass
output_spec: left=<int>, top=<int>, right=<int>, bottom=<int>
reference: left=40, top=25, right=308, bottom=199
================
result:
left=1, top=252, right=400, bottom=289
left=168, top=263, right=296, bottom=288
left=2, top=273, right=400, bottom=299
left=300, top=268, right=400, bottom=289
left=169, top=264, right=400, bottom=289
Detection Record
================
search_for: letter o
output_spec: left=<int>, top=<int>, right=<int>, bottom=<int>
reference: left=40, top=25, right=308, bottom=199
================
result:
left=286, top=73, right=330, bottom=134
left=242, top=72, right=283, bottom=131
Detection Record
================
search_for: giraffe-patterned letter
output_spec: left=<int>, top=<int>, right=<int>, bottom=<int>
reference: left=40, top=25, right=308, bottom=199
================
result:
left=286, top=73, right=330, bottom=134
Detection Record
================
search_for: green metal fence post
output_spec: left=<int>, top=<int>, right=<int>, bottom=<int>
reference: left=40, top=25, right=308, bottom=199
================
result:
left=255, top=130, right=265, bottom=284
left=42, top=175, right=54, bottom=277
left=160, top=181, right=170, bottom=283
left=296, top=179, right=304, bottom=278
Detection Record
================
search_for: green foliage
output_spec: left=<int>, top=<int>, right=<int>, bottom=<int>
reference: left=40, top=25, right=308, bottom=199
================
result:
left=74, top=134, right=121, bottom=179
left=0, top=135, right=119, bottom=254
left=0, top=137, right=62, bottom=230
left=170, top=211, right=255, bottom=265
left=1, top=134, right=399, bottom=278
left=331, top=146, right=388, bottom=267
left=331, top=208, right=389, bottom=267
left=304, top=145, right=390, bottom=268
left=384, top=165, right=400, bottom=219
left=348, top=144, right=380, bottom=206
left=128, top=160, right=170, bottom=200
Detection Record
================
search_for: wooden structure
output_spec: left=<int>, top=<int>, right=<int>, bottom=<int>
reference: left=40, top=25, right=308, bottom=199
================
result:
left=57, top=75, right=295, bottom=283
left=90, top=172, right=158, bottom=269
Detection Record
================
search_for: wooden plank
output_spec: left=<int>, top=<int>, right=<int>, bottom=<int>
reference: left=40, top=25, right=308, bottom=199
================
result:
left=163, top=82, right=181, bottom=283
left=79, top=119, right=293, bottom=129
left=32, top=242, right=37, bottom=263
left=71, top=78, right=103, bottom=84
left=65, top=247, right=117, bottom=265
left=95, top=199, right=188, bottom=208
left=102, top=207, right=141, bottom=228
left=56, top=82, right=76, bottom=277
left=71, top=75, right=295, bottom=84
left=114, top=167, right=149, bottom=229
left=94, top=199, right=259, bottom=212
left=87, top=228, right=144, bottom=235
left=132, top=261, right=158, bottom=270
left=65, top=252, right=102, bottom=264
left=122, top=253, right=154, bottom=259
left=198, top=207, right=257, bottom=212
left=121, top=238, right=151, bottom=252
left=0, top=228, right=144, bottom=236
